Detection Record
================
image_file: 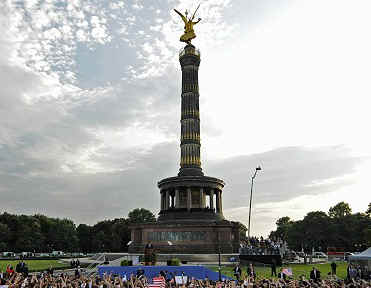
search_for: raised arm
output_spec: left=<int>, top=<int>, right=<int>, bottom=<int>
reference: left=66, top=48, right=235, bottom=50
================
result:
left=193, top=18, right=201, bottom=25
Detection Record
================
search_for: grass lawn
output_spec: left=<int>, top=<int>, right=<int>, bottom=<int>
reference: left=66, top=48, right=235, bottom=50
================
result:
left=0, top=259, right=69, bottom=272
left=209, top=262, right=348, bottom=280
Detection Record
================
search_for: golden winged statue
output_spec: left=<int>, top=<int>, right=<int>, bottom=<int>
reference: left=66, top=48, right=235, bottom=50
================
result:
left=174, top=5, right=201, bottom=44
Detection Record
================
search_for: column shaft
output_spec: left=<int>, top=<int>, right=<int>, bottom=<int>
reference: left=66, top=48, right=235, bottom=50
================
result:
left=187, top=187, right=192, bottom=211
left=199, top=188, right=204, bottom=208
left=219, top=191, right=223, bottom=214
left=175, top=189, right=180, bottom=208
left=165, top=190, right=170, bottom=210
left=210, top=189, right=214, bottom=210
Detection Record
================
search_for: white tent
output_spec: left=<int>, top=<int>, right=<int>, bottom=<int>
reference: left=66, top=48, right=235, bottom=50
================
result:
left=349, top=248, right=371, bottom=270
left=349, top=248, right=371, bottom=261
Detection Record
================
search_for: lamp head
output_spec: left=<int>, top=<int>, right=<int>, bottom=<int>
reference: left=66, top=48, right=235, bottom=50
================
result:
left=256, top=166, right=262, bottom=171
left=127, top=241, right=133, bottom=246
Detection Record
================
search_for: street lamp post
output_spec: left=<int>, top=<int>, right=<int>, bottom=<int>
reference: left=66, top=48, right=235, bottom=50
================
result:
left=247, top=166, right=261, bottom=240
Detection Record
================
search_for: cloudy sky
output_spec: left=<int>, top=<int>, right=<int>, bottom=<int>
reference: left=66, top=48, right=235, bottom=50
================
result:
left=1, top=0, right=370, bottom=236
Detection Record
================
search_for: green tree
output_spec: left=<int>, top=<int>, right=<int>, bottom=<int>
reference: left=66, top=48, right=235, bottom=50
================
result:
left=34, top=214, right=55, bottom=252
left=328, top=201, right=352, bottom=218
left=0, top=223, right=10, bottom=252
left=77, top=224, right=92, bottom=253
left=366, top=203, right=371, bottom=216
left=270, top=202, right=371, bottom=253
left=92, top=230, right=106, bottom=252
left=111, top=218, right=130, bottom=252
left=274, top=216, right=292, bottom=241
left=14, top=215, right=44, bottom=252
left=302, top=211, right=331, bottom=251
left=128, top=208, right=156, bottom=224
left=286, top=220, right=306, bottom=251
left=46, top=218, right=78, bottom=252
left=0, top=212, right=20, bottom=251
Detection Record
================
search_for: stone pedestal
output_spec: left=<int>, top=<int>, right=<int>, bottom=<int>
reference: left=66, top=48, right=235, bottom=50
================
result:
left=129, top=221, right=240, bottom=254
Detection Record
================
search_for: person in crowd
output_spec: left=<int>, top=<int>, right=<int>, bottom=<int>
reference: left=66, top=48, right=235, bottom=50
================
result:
left=233, top=264, right=241, bottom=281
left=15, top=262, right=21, bottom=273
left=271, top=259, right=277, bottom=277
left=277, top=268, right=287, bottom=280
left=246, top=263, right=256, bottom=280
left=136, top=267, right=145, bottom=280
left=310, top=266, right=321, bottom=281
left=22, top=263, right=28, bottom=277
left=47, top=265, right=54, bottom=276
left=347, top=263, right=352, bottom=280
left=6, top=265, right=14, bottom=276
left=349, top=264, right=358, bottom=280
left=74, top=265, right=81, bottom=277
left=331, top=261, right=337, bottom=275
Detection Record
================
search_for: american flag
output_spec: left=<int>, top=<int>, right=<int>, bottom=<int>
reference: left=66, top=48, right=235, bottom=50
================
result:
left=147, top=276, right=166, bottom=288
left=282, top=268, right=293, bottom=276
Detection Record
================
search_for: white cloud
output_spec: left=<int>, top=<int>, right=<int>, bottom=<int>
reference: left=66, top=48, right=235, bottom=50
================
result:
left=0, top=0, right=370, bottom=234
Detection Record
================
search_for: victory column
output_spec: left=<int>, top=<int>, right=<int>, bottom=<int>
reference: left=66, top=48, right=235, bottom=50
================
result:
left=129, top=6, right=240, bottom=255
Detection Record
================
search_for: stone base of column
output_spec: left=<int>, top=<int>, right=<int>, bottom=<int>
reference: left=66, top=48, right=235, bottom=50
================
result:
left=129, top=220, right=240, bottom=254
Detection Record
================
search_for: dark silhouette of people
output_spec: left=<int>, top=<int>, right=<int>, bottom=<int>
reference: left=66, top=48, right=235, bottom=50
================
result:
left=271, top=259, right=277, bottom=277
left=144, top=242, right=155, bottom=265
left=246, top=263, right=256, bottom=280
left=233, top=264, right=241, bottom=281
left=277, top=268, right=286, bottom=280
left=331, top=262, right=337, bottom=275
left=310, top=267, right=321, bottom=281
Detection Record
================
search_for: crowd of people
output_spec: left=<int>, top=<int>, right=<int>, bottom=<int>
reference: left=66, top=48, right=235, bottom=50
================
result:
left=232, top=263, right=370, bottom=287
left=1, top=263, right=370, bottom=288
left=240, top=237, right=284, bottom=256
left=0, top=270, right=370, bottom=288
left=4, top=261, right=29, bottom=276
left=346, top=264, right=369, bottom=282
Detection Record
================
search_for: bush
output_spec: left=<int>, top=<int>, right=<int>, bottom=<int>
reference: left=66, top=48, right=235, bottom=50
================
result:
left=167, top=258, right=180, bottom=266
left=120, top=260, right=132, bottom=266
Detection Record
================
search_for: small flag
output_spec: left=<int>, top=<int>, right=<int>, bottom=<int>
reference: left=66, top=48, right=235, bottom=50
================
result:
left=147, top=276, right=165, bottom=288
left=282, top=268, right=293, bottom=276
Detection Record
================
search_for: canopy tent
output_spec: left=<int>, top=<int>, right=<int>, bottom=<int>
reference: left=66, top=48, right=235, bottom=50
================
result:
left=349, top=248, right=371, bottom=272
left=349, top=248, right=371, bottom=261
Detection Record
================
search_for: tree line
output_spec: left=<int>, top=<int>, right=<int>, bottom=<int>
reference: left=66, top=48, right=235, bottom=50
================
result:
left=0, top=208, right=156, bottom=253
left=269, top=202, right=371, bottom=253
